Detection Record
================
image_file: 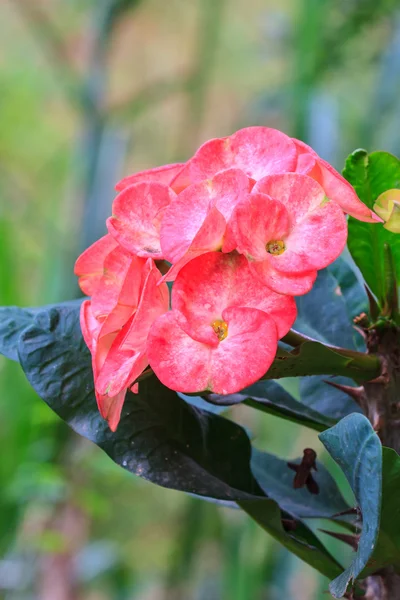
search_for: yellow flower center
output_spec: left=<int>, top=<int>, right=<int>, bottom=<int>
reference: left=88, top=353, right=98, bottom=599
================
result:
left=211, top=319, right=228, bottom=341
left=266, top=240, right=285, bottom=255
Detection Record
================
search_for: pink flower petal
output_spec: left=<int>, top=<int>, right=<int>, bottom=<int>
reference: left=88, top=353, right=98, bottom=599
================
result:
left=74, top=234, right=118, bottom=296
left=147, top=307, right=278, bottom=394
left=96, top=259, right=169, bottom=400
left=293, top=139, right=381, bottom=223
left=209, top=306, right=277, bottom=394
left=180, top=126, right=297, bottom=183
left=172, top=252, right=296, bottom=339
left=108, top=182, right=176, bottom=259
left=147, top=311, right=211, bottom=393
left=253, top=173, right=348, bottom=272
left=160, top=169, right=248, bottom=263
left=161, top=206, right=227, bottom=282
left=231, top=192, right=291, bottom=261
left=249, top=260, right=317, bottom=295
left=95, top=388, right=127, bottom=433
left=115, top=162, right=189, bottom=193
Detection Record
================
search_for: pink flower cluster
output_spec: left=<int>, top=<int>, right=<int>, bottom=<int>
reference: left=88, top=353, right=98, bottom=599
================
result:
left=75, top=126, right=379, bottom=430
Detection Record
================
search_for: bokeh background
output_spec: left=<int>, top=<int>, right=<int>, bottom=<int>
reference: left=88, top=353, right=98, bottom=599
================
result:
left=1, top=1, right=400, bottom=598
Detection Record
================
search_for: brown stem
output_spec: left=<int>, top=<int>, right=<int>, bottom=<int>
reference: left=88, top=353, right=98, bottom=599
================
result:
left=361, top=324, right=400, bottom=598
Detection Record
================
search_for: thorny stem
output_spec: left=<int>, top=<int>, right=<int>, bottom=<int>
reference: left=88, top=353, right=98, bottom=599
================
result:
left=356, top=322, right=400, bottom=599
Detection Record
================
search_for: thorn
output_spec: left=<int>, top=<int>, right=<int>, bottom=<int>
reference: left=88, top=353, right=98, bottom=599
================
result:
left=319, top=529, right=359, bottom=551
left=372, top=413, right=385, bottom=433
left=324, top=380, right=366, bottom=405
left=282, top=518, right=297, bottom=532
left=331, top=507, right=361, bottom=519
left=367, top=374, right=389, bottom=385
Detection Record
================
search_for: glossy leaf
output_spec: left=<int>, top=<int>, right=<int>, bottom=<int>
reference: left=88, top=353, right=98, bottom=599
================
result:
left=251, top=447, right=349, bottom=520
left=319, top=413, right=382, bottom=598
left=343, top=149, right=400, bottom=303
left=296, top=259, right=367, bottom=420
left=238, top=498, right=343, bottom=580
left=206, top=380, right=336, bottom=432
left=14, top=301, right=343, bottom=579
left=0, top=306, right=38, bottom=361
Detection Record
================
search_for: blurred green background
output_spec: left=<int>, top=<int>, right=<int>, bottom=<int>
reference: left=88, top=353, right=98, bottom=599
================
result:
left=1, top=0, right=400, bottom=598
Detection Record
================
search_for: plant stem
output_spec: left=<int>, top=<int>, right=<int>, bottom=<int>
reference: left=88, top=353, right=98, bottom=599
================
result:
left=282, top=328, right=382, bottom=379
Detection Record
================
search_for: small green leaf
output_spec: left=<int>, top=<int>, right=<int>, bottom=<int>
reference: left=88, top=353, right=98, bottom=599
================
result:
left=343, top=149, right=400, bottom=303
left=319, top=414, right=382, bottom=598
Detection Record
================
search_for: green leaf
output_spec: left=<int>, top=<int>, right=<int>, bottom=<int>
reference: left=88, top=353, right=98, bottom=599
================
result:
left=251, top=447, right=350, bottom=520
left=343, top=149, right=400, bottom=303
left=0, top=306, right=38, bottom=361
left=296, top=258, right=367, bottom=420
left=0, top=300, right=83, bottom=362
left=17, top=304, right=263, bottom=501
left=15, top=301, right=342, bottom=579
left=319, top=413, right=382, bottom=598
left=238, top=499, right=343, bottom=580
left=206, top=380, right=336, bottom=432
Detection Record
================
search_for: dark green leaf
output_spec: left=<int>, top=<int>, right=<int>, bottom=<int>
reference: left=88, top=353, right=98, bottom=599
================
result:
left=238, top=499, right=343, bottom=580
left=206, top=380, right=336, bottom=432
left=319, top=414, right=382, bottom=598
left=296, top=258, right=367, bottom=420
left=251, top=447, right=350, bottom=520
left=0, top=300, right=83, bottom=362
left=16, top=302, right=342, bottom=578
left=343, top=149, right=400, bottom=303
left=0, top=306, right=38, bottom=361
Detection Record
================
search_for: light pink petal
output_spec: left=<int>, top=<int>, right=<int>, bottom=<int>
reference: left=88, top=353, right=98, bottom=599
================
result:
left=80, top=300, right=100, bottom=352
left=108, top=182, right=176, bottom=258
left=172, top=252, right=296, bottom=339
left=96, top=259, right=169, bottom=399
left=160, top=169, right=248, bottom=263
left=148, top=307, right=278, bottom=394
left=147, top=311, right=212, bottom=393
left=249, top=260, right=317, bottom=296
left=293, top=139, right=380, bottom=223
left=253, top=173, right=327, bottom=222
left=90, top=247, right=145, bottom=323
left=74, top=234, right=118, bottom=296
left=232, top=193, right=290, bottom=260
left=273, top=200, right=347, bottom=273
left=115, top=162, right=188, bottom=192
left=162, top=206, right=227, bottom=282
left=182, top=127, right=297, bottom=183
left=208, top=306, right=278, bottom=394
